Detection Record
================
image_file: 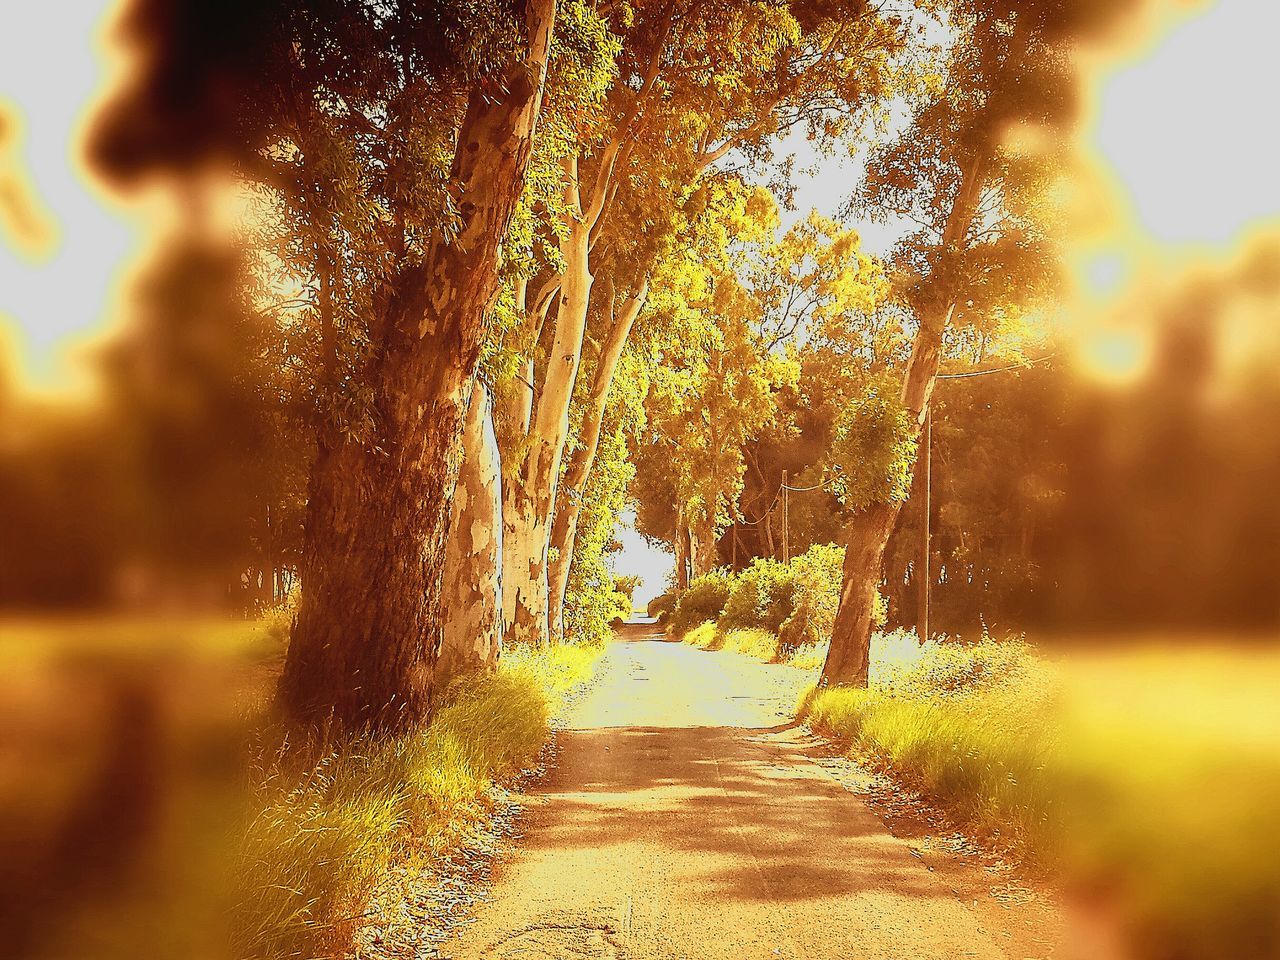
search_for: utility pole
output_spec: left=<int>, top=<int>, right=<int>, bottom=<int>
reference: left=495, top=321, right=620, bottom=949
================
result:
left=907, top=353, right=1055, bottom=642
left=782, top=470, right=790, bottom=563
left=917, top=408, right=932, bottom=643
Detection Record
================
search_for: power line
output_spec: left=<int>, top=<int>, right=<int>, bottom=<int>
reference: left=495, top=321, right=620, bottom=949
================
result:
left=780, top=473, right=840, bottom=493
left=936, top=352, right=1056, bottom=381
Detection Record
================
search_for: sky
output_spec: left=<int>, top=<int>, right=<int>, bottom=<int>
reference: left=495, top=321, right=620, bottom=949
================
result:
left=0, top=1, right=137, bottom=395
left=2, top=0, right=1278, bottom=605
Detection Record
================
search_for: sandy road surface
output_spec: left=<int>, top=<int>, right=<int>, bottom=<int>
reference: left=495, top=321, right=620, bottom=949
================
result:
left=440, top=623, right=1021, bottom=960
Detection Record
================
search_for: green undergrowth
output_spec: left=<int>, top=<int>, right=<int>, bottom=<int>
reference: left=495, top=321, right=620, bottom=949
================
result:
left=236, top=642, right=600, bottom=960
left=799, top=633, right=1057, bottom=856
left=681, top=621, right=781, bottom=660
left=797, top=634, right=1280, bottom=960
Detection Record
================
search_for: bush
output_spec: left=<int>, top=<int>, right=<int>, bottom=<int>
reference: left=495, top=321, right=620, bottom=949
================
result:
left=647, top=589, right=679, bottom=623
left=684, top=621, right=720, bottom=650
left=667, top=570, right=735, bottom=638
left=720, top=558, right=796, bottom=634
left=719, top=627, right=780, bottom=660
left=718, top=545, right=854, bottom=654
left=262, top=583, right=301, bottom=644
left=776, top=544, right=846, bottom=652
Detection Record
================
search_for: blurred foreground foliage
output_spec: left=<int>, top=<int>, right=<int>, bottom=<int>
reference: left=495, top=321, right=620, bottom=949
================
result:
left=0, top=619, right=599, bottom=960
left=799, top=634, right=1280, bottom=960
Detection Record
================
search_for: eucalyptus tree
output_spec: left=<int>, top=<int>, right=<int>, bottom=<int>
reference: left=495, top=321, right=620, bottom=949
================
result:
left=92, top=0, right=622, bottom=733
left=501, top=0, right=909, bottom=646
left=819, top=0, right=1145, bottom=687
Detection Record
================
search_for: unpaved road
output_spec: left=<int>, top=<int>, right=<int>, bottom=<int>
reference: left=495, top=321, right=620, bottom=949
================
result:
left=440, top=623, right=1029, bottom=959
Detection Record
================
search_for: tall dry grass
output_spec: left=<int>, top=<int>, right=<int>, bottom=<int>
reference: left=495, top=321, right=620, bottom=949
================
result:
left=234, top=643, right=599, bottom=959
left=799, top=633, right=1280, bottom=960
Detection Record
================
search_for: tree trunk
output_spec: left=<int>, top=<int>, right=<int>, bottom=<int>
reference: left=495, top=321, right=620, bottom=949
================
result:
left=674, top=502, right=690, bottom=591
left=277, top=0, right=556, bottom=735
left=438, top=382, right=503, bottom=688
left=260, top=503, right=275, bottom=607
left=689, top=510, right=718, bottom=579
left=545, top=277, right=647, bottom=642
left=503, top=187, right=594, bottom=647
left=818, top=502, right=898, bottom=685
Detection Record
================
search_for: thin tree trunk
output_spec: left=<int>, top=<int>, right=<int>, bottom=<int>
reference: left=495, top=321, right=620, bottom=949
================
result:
left=502, top=137, right=626, bottom=647
left=545, top=276, right=647, bottom=642
left=277, top=0, right=556, bottom=734
left=438, top=382, right=503, bottom=687
left=260, top=502, right=275, bottom=607
left=497, top=275, right=557, bottom=443
left=689, top=510, right=718, bottom=579
left=503, top=214, right=592, bottom=646
left=674, top=501, right=690, bottom=592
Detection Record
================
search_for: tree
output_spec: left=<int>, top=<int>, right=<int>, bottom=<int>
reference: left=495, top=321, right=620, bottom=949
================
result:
left=498, top=0, right=909, bottom=646
left=92, top=0, right=573, bottom=733
left=819, top=0, right=1144, bottom=687
left=636, top=180, right=798, bottom=578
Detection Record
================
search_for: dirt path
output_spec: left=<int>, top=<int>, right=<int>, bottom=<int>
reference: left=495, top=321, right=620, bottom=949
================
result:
left=438, top=623, right=1035, bottom=959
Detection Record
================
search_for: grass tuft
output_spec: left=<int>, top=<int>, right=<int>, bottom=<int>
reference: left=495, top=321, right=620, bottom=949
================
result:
left=235, top=644, right=599, bottom=960
left=683, top=621, right=720, bottom=649
left=718, top=627, right=781, bottom=660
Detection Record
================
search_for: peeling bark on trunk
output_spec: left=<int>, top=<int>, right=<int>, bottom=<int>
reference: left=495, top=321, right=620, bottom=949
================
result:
left=277, top=0, right=556, bottom=735
left=545, top=277, right=647, bottom=642
left=438, top=382, right=503, bottom=688
left=503, top=177, right=595, bottom=648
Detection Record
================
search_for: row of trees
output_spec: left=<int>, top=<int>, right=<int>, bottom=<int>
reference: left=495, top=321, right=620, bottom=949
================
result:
left=634, top=0, right=1158, bottom=685
left=80, top=0, right=912, bottom=734
left=63, top=0, right=1160, bottom=736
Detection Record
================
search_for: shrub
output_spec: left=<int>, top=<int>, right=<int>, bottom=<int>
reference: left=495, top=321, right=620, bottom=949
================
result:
left=784, top=641, right=828, bottom=671
left=684, top=621, right=720, bottom=650
left=668, top=570, right=735, bottom=638
left=719, top=545, right=856, bottom=654
left=776, top=544, right=846, bottom=652
left=647, top=589, right=679, bottom=623
left=262, top=584, right=301, bottom=644
left=720, top=558, right=795, bottom=634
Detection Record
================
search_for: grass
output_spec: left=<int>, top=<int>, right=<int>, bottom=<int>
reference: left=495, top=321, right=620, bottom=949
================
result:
left=0, top=616, right=600, bottom=960
left=797, top=632, right=1280, bottom=960
left=799, top=633, right=1056, bottom=854
left=236, top=642, right=600, bottom=959
left=682, top=621, right=720, bottom=649
left=718, top=627, right=781, bottom=660
left=679, top=621, right=782, bottom=661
